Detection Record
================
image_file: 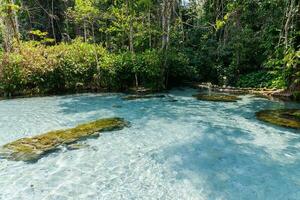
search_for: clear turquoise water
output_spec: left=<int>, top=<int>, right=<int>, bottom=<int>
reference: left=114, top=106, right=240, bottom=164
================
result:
left=0, top=88, right=300, bottom=200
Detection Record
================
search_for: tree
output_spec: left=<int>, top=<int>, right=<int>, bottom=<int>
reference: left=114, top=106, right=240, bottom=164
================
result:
left=67, top=0, right=99, bottom=42
left=0, top=0, right=20, bottom=52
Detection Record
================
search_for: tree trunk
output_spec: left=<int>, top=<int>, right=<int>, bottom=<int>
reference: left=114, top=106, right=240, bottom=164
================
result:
left=1, top=0, right=20, bottom=52
left=130, top=20, right=138, bottom=87
left=92, top=23, right=99, bottom=69
left=51, top=0, right=56, bottom=43
left=148, top=7, right=152, bottom=48
left=83, top=21, right=87, bottom=42
left=179, top=5, right=185, bottom=43
left=161, top=0, right=173, bottom=88
left=284, top=0, right=295, bottom=50
left=126, top=0, right=138, bottom=87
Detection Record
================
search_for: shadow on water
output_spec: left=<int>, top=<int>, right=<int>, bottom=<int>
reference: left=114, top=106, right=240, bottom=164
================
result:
left=151, top=123, right=300, bottom=200
left=54, top=91, right=300, bottom=199
left=55, top=87, right=198, bottom=116
left=10, top=90, right=299, bottom=198
left=194, top=96, right=300, bottom=134
left=57, top=94, right=121, bottom=114
left=56, top=92, right=181, bottom=122
left=56, top=92, right=300, bottom=133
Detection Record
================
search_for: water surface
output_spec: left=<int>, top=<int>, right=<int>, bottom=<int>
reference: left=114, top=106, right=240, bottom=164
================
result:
left=0, top=88, right=300, bottom=200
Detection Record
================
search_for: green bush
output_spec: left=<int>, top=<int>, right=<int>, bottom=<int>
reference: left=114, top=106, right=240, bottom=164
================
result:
left=103, top=52, right=135, bottom=90
left=166, top=49, right=194, bottom=86
left=139, top=49, right=163, bottom=89
left=105, top=49, right=164, bottom=90
left=0, top=40, right=110, bottom=95
left=46, top=40, right=108, bottom=92
left=0, top=40, right=177, bottom=96
left=236, top=71, right=287, bottom=89
left=0, top=54, right=24, bottom=94
left=0, top=39, right=195, bottom=96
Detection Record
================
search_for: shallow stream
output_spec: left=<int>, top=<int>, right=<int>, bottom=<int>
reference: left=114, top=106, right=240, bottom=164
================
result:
left=0, top=88, right=300, bottom=200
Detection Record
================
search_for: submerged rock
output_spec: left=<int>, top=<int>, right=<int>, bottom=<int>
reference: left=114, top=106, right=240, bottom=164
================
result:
left=67, top=143, right=90, bottom=150
left=167, top=99, right=178, bottom=102
left=0, top=118, right=128, bottom=162
left=256, top=109, right=300, bottom=129
left=112, top=104, right=122, bottom=108
left=128, top=87, right=153, bottom=95
left=122, top=94, right=166, bottom=100
left=193, top=94, right=241, bottom=102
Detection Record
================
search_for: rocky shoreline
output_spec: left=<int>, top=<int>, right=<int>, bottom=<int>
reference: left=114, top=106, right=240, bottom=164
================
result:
left=193, top=83, right=297, bottom=101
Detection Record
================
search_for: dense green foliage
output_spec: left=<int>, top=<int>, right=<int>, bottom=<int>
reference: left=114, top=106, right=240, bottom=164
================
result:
left=236, top=71, right=287, bottom=89
left=0, top=40, right=192, bottom=95
left=183, top=0, right=299, bottom=88
left=0, top=0, right=299, bottom=96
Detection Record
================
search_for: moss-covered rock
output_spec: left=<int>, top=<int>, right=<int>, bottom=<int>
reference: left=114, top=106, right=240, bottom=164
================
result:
left=0, top=118, right=128, bottom=162
left=193, top=94, right=241, bottom=102
left=128, top=87, right=153, bottom=95
left=256, top=109, right=300, bottom=129
left=122, top=94, right=166, bottom=100
left=67, top=143, right=90, bottom=150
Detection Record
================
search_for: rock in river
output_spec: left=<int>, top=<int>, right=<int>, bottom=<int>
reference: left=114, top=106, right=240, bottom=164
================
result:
left=193, top=94, right=241, bottom=102
left=256, top=109, right=300, bottom=129
left=122, top=94, right=166, bottom=100
left=0, top=118, right=129, bottom=162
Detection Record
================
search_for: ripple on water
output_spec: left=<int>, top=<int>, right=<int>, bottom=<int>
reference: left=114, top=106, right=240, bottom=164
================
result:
left=0, top=89, right=300, bottom=200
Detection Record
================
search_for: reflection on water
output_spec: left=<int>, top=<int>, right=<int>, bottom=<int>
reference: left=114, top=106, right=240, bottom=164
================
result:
left=0, top=88, right=299, bottom=200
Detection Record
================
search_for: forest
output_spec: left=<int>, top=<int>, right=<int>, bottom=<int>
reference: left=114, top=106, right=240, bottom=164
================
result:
left=1, top=1, right=300, bottom=198
left=0, top=0, right=299, bottom=96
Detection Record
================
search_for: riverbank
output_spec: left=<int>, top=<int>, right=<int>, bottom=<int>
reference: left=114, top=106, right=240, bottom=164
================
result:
left=0, top=86, right=160, bottom=101
left=1, top=83, right=299, bottom=102
left=193, top=83, right=299, bottom=102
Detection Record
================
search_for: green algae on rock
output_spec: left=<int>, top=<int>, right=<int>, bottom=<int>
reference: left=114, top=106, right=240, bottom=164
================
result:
left=122, top=94, right=166, bottom=100
left=256, top=109, right=300, bottom=129
left=0, top=118, right=128, bottom=162
left=193, top=94, right=241, bottom=102
left=67, top=143, right=90, bottom=150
